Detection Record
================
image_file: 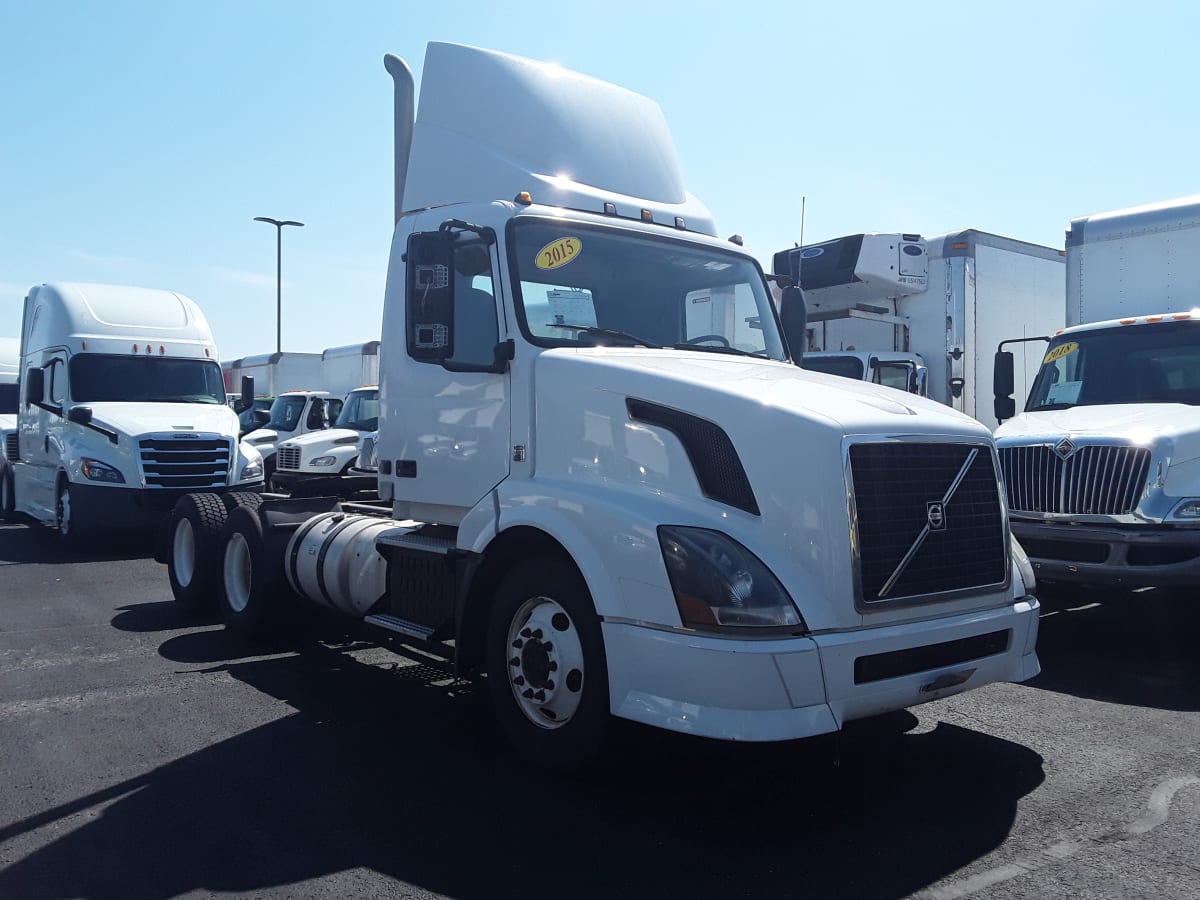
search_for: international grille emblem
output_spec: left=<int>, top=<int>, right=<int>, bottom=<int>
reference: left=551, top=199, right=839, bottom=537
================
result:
left=926, top=501, right=947, bottom=531
left=1053, top=437, right=1077, bottom=460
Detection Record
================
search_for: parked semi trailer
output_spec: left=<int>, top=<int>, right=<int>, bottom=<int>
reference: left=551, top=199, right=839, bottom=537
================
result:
left=773, top=231, right=1065, bottom=429
left=162, top=43, right=1040, bottom=770
left=994, top=195, right=1200, bottom=588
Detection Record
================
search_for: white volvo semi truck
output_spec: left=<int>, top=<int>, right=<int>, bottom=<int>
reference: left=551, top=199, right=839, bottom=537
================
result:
left=993, top=196, right=1200, bottom=589
left=11, top=283, right=265, bottom=546
left=162, top=43, right=1040, bottom=769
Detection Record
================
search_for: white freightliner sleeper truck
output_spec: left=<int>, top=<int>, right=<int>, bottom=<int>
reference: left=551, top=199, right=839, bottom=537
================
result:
left=773, top=231, right=1065, bottom=429
left=162, top=43, right=1040, bottom=769
left=271, top=384, right=380, bottom=494
left=11, top=283, right=265, bottom=547
left=993, top=195, right=1200, bottom=589
left=0, top=337, right=20, bottom=519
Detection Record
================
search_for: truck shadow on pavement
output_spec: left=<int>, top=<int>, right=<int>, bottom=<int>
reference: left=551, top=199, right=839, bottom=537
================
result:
left=0, top=522, right=155, bottom=565
left=0, top=612, right=1045, bottom=900
left=1030, top=587, right=1200, bottom=711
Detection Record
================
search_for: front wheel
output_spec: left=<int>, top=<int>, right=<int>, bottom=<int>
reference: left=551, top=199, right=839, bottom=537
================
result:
left=55, top=480, right=86, bottom=550
left=485, top=557, right=611, bottom=772
left=0, top=463, right=13, bottom=521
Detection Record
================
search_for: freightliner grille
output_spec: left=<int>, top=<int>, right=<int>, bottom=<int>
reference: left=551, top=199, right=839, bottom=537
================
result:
left=4, top=432, right=15, bottom=462
left=138, top=436, right=232, bottom=489
left=998, top=444, right=1150, bottom=516
left=276, top=446, right=301, bottom=471
left=850, top=443, right=1007, bottom=604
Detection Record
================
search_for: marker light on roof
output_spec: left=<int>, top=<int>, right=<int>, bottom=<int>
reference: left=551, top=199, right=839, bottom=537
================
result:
left=641, top=209, right=653, bottom=222
left=1147, top=315, right=1164, bottom=322
left=514, top=191, right=533, bottom=205
left=133, top=344, right=139, bottom=352
left=1120, top=318, right=1136, bottom=325
left=603, top=202, right=617, bottom=216
left=674, top=216, right=686, bottom=229
left=1174, top=311, right=1193, bottom=320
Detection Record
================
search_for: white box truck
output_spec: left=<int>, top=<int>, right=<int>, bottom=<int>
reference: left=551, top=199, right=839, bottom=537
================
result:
left=0, top=337, right=19, bottom=519
left=322, top=341, right=381, bottom=398
left=11, top=283, right=265, bottom=546
left=772, top=231, right=1066, bottom=430
left=160, top=43, right=1040, bottom=770
left=993, top=196, right=1200, bottom=589
left=235, top=351, right=324, bottom=399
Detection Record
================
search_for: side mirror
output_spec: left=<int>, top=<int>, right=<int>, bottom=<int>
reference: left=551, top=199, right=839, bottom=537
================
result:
left=253, top=409, right=271, bottom=426
left=779, top=285, right=808, bottom=365
left=914, top=366, right=929, bottom=397
left=233, top=375, right=255, bottom=414
left=24, top=368, right=44, bottom=406
left=993, top=350, right=1016, bottom=423
left=67, top=406, right=93, bottom=426
left=406, top=230, right=456, bottom=361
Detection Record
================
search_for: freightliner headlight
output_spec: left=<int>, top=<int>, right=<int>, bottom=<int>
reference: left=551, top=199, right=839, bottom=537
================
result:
left=310, top=455, right=338, bottom=466
left=658, top=526, right=806, bottom=633
left=241, top=459, right=263, bottom=480
left=1011, top=535, right=1036, bottom=597
left=81, top=458, right=126, bottom=483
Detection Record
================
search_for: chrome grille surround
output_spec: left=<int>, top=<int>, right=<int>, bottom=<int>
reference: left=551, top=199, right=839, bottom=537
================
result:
left=137, top=432, right=232, bottom=489
left=998, top=441, right=1151, bottom=517
left=277, top=445, right=302, bottom=471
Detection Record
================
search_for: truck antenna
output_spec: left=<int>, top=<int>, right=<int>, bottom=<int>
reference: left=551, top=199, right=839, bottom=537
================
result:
left=797, top=195, right=806, bottom=283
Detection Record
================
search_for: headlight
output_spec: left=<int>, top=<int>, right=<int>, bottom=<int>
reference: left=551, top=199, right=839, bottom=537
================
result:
left=310, top=455, right=337, bottom=466
left=1011, top=535, right=1036, bottom=597
left=80, top=458, right=125, bottom=483
left=1168, top=499, right=1200, bottom=521
left=240, top=459, right=263, bottom=480
left=334, top=435, right=360, bottom=446
left=658, top=526, right=805, bottom=633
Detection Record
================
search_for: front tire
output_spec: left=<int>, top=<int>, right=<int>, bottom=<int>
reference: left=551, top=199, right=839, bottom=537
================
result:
left=166, top=493, right=229, bottom=614
left=485, top=557, right=611, bottom=772
left=218, top=505, right=283, bottom=640
left=55, top=480, right=85, bottom=550
left=0, top=463, right=13, bottom=521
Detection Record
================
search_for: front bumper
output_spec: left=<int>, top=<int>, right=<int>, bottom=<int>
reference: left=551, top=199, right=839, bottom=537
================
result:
left=602, top=598, right=1040, bottom=742
left=1011, top=519, right=1200, bottom=588
left=71, top=481, right=265, bottom=531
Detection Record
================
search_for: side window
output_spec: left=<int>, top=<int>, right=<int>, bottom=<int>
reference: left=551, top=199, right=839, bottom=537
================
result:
left=446, top=242, right=500, bottom=367
left=49, top=359, right=67, bottom=404
left=875, top=363, right=913, bottom=391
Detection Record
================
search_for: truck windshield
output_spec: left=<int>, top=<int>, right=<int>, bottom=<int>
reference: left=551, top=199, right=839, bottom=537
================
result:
left=69, top=355, right=226, bottom=404
left=801, top=356, right=865, bottom=380
left=266, top=396, right=310, bottom=432
left=0, top=383, right=17, bottom=414
left=335, top=389, right=380, bottom=431
left=1027, top=321, right=1200, bottom=410
left=509, top=219, right=786, bottom=360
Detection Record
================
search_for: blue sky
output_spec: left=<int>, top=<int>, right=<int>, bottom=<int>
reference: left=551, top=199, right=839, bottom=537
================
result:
left=2, top=1, right=1197, bottom=360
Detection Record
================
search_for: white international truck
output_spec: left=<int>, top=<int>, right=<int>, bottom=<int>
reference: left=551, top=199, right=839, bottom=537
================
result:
left=10, top=283, right=265, bottom=546
left=0, top=337, right=19, bottom=519
left=772, top=231, right=1066, bottom=429
left=160, top=42, right=1040, bottom=770
left=993, top=195, right=1200, bottom=589
left=239, top=389, right=339, bottom=483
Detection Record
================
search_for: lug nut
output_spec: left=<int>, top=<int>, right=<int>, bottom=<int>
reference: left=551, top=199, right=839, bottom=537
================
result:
left=533, top=690, right=546, bottom=701
left=520, top=628, right=532, bottom=638
left=531, top=629, right=543, bottom=640
left=548, top=661, right=558, bottom=672
left=513, top=676, right=525, bottom=686
left=522, top=688, right=534, bottom=699
left=512, top=639, right=524, bottom=649
left=510, top=657, right=520, bottom=667
left=542, top=642, right=553, bottom=652
left=545, top=680, right=555, bottom=691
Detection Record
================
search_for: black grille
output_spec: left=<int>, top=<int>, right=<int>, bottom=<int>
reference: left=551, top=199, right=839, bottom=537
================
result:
left=854, top=629, right=1011, bottom=684
left=999, top=444, right=1150, bottom=515
left=850, top=442, right=1007, bottom=603
left=4, top=432, right=15, bottom=462
left=138, top=437, right=231, bottom=488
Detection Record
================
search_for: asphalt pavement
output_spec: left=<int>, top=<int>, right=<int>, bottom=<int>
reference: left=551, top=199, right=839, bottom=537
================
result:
left=0, top=520, right=1197, bottom=899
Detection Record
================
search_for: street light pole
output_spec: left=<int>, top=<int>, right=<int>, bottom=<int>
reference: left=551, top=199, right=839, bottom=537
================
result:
left=253, top=216, right=304, bottom=353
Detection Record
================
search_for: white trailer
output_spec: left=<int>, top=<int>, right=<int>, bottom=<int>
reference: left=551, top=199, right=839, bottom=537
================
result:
left=9, top=283, right=264, bottom=546
left=0, top=337, right=19, bottom=519
left=773, top=231, right=1065, bottom=430
left=160, top=43, right=1040, bottom=771
left=235, top=351, right=323, bottom=399
left=993, top=195, right=1200, bottom=589
left=322, top=341, right=381, bottom=398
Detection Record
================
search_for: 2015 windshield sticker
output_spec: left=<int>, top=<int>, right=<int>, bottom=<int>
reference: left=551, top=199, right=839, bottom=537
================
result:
left=535, top=237, right=581, bottom=271
left=1044, top=342, right=1078, bottom=364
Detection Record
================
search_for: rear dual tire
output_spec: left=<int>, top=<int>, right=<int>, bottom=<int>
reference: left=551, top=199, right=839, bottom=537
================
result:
left=167, top=492, right=265, bottom=614
left=218, top=505, right=284, bottom=640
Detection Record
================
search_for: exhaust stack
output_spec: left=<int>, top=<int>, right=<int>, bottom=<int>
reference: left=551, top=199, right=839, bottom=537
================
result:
left=383, top=53, right=415, bottom=226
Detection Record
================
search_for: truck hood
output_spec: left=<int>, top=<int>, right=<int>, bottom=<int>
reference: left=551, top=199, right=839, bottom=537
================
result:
left=80, top=402, right=240, bottom=438
left=996, top=403, right=1200, bottom=463
left=534, top=349, right=1005, bottom=632
left=280, top=428, right=361, bottom=450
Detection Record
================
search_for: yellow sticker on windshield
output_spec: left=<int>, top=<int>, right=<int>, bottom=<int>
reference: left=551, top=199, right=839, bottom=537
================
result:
left=535, top=237, right=581, bottom=271
left=1043, top=342, right=1078, bottom=364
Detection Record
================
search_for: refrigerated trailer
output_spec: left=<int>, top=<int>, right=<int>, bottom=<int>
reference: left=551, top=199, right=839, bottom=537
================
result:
left=161, top=42, right=1040, bottom=771
left=993, top=196, right=1200, bottom=589
left=773, top=231, right=1065, bottom=430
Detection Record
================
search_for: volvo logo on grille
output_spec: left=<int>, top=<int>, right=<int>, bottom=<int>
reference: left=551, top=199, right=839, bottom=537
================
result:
left=1053, top=437, right=1077, bottom=460
left=926, top=501, right=947, bottom=531
left=171, top=433, right=201, bottom=439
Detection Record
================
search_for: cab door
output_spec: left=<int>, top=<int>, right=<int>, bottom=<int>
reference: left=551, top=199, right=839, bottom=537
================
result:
left=384, top=214, right=510, bottom=522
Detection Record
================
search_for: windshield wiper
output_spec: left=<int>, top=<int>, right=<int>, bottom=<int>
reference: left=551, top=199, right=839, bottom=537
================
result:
left=545, top=324, right=660, bottom=348
left=1030, top=402, right=1076, bottom=411
left=670, top=343, right=765, bottom=358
